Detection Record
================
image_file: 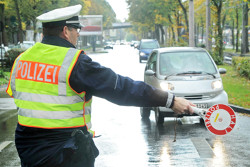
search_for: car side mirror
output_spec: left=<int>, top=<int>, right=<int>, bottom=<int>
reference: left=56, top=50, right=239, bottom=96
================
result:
left=219, top=68, right=227, bottom=74
left=145, top=69, right=155, bottom=76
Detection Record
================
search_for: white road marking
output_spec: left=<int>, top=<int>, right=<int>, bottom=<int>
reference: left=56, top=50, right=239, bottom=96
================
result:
left=191, top=137, right=214, bottom=158
left=0, top=141, right=13, bottom=152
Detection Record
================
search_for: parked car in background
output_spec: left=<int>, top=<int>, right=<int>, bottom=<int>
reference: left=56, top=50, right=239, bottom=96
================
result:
left=138, top=39, right=159, bottom=63
left=133, top=41, right=140, bottom=49
left=141, top=47, right=228, bottom=125
left=104, top=42, right=113, bottom=49
left=21, top=41, right=35, bottom=49
left=130, top=40, right=139, bottom=47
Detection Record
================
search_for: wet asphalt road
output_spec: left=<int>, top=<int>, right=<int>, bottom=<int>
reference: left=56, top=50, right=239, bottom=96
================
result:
left=0, top=45, right=250, bottom=167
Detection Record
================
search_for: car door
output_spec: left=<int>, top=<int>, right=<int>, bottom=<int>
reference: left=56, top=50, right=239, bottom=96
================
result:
left=144, top=51, right=158, bottom=88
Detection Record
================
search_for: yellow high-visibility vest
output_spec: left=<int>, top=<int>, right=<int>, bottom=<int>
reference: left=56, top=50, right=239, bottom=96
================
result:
left=6, top=43, right=93, bottom=134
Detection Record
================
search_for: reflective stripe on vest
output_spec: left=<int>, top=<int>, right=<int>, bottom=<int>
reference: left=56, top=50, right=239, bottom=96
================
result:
left=8, top=43, right=92, bottom=129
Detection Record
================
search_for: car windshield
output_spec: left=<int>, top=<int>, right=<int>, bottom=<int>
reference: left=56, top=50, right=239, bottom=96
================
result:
left=141, top=41, right=159, bottom=49
left=159, top=51, right=217, bottom=76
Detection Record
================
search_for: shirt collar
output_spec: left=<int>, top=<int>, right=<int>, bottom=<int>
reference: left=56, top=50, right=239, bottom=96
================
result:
left=41, top=36, right=76, bottom=48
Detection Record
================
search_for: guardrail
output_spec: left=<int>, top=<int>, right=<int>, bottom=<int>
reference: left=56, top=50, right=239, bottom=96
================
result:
left=223, top=52, right=250, bottom=65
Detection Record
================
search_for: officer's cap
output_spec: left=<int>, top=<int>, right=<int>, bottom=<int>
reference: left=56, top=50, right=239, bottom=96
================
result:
left=37, top=4, right=83, bottom=28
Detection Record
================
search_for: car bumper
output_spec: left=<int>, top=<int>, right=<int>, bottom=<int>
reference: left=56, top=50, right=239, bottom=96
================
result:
left=104, top=46, right=113, bottom=49
left=159, top=90, right=228, bottom=113
left=140, top=55, right=149, bottom=60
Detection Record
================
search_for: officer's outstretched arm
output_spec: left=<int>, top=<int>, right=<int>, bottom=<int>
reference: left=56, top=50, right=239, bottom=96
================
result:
left=171, top=97, right=195, bottom=115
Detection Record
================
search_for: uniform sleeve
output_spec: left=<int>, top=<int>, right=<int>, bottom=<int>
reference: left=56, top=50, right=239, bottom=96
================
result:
left=69, top=52, right=170, bottom=107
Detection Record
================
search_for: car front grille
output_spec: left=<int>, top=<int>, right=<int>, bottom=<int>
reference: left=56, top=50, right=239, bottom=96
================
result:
left=184, top=95, right=210, bottom=100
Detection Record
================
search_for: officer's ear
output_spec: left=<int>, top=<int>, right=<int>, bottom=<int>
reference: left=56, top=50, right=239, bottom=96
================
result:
left=60, top=26, right=70, bottom=41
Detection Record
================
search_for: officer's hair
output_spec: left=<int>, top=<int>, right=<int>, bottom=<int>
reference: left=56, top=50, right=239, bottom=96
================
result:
left=42, top=26, right=64, bottom=36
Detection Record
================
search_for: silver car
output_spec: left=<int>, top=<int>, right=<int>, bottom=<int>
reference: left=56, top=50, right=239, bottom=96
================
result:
left=141, top=47, right=228, bottom=125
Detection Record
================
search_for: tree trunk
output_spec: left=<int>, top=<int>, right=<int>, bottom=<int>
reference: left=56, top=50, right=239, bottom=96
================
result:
left=155, top=24, right=160, bottom=42
left=13, top=0, right=23, bottom=43
left=231, top=20, right=235, bottom=50
left=211, top=0, right=224, bottom=63
left=175, top=12, right=181, bottom=42
left=241, top=2, right=249, bottom=54
left=33, top=19, right=37, bottom=42
left=177, top=0, right=189, bottom=34
left=168, top=14, right=175, bottom=46
left=159, top=24, right=165, bottom=44
left=164, top=26, right=168, bottom=46
left=217, top=5, right=223, bottom=61
left=236, top=8, right=239, bottom=52
left=0, top=4, right=4, bottom=45
left=0, top=3, right=8, bottom=46
left=196, top=23, right=199, bottom=46
left=189, top=0, right=195, bottom=47
left=206, top=0, right=212, bottom=51
left=172, top=27, right=175, bottom=45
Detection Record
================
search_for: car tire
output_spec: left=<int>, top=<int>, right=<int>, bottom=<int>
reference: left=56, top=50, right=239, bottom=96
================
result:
left=155, top=107, right=164, bottom=125
left=139, top=57, right=142, bottom=63
left=200, top=117, right=205, bottom=124
left=140, top=107, right=151, bottom=119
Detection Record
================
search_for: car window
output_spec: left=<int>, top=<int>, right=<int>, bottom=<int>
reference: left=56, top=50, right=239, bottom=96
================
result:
left=159, top=51, right=217, bottom=75
left=140, top=41, right=159, bottom=49
left=147, top=52, right=157, bottom=72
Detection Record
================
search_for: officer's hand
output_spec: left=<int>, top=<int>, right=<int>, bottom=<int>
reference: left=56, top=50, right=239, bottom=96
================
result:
left=171, top=97, right=196, bottom=115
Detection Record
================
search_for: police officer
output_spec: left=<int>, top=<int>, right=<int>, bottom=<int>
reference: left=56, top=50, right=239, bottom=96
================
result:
left=6, top=4, right=195, bottom=167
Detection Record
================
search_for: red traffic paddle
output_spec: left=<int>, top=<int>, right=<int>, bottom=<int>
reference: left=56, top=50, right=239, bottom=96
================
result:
left=192, top=104, right=236, bottom=135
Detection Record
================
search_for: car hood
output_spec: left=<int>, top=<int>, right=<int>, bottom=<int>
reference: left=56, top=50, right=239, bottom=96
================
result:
left=165, top=78, right=222, bottom=94
left=140, top=49, right=153, bottom=54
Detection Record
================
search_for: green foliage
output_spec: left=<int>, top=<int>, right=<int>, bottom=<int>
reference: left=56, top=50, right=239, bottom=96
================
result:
left=5, top=48, right=26, bottom=68
left=0, top=70, right=10, bottom=86
left=0, top=69, right=4, bottom=78
left=219, top=64, right=250, bottom=109
left=175, top=39, right=188, bottom=47
left=232, top=57, right=250, bottom=79
left=211, top=50, right=223, bottom=65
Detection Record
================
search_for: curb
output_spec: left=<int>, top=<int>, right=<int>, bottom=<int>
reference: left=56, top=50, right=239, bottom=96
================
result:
left=229, top=104, right=250, bottom=114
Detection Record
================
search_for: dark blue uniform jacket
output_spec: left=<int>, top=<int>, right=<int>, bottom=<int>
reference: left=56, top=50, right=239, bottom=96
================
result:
left=15, top=36, right=171, bottom=166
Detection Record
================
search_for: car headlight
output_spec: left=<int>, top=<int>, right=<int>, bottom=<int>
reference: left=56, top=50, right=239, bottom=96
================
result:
left=140, top=52, right=145, bottom=56
left=160, top=82, right=174, bottom=91
left=212, top=80, right=222, bottom=89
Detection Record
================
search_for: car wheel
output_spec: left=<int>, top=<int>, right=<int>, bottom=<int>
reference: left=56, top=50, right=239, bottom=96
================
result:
left=139, top=57, right=142, bottom=63
left=155, top=107, right=164, bottom=125
left=140, top=107, right=151, bottom=119
left=200, top=117, right=204, bottom=124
